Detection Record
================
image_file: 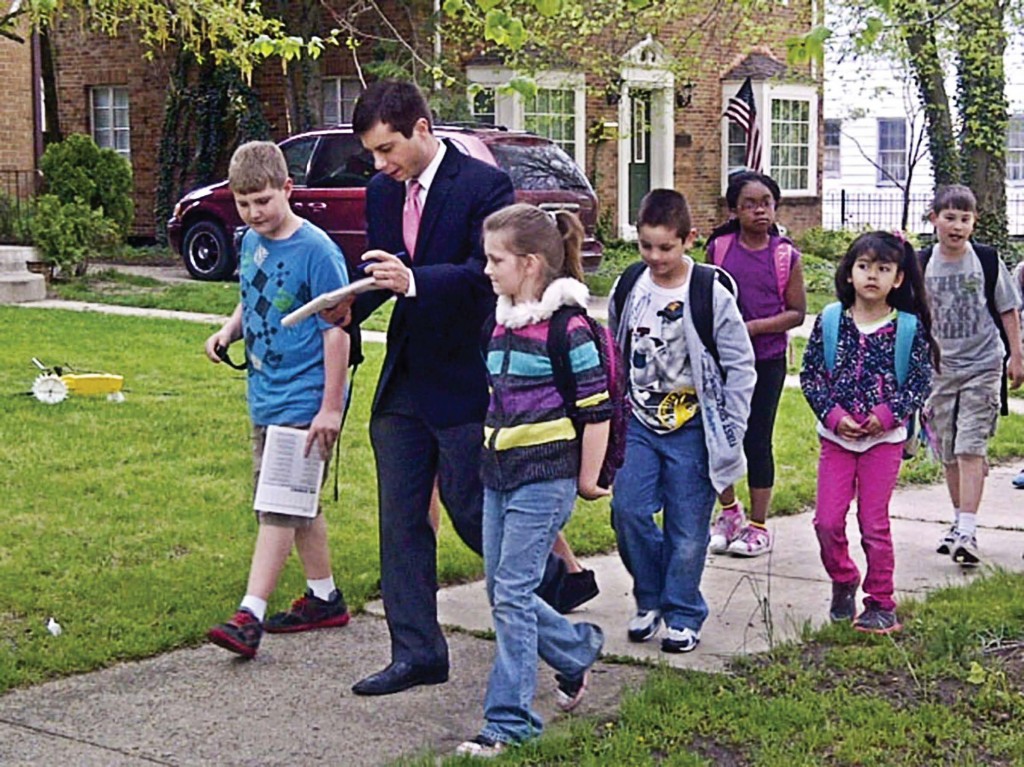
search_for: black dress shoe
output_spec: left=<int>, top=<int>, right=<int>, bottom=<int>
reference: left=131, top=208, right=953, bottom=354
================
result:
left=351, top=660, right=449, bottom=696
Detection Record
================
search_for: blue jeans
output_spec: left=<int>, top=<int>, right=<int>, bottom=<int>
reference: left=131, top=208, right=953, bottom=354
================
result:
left=611, top=418, right=715, bottom=632
left=481, top=479, right=604, bottom=744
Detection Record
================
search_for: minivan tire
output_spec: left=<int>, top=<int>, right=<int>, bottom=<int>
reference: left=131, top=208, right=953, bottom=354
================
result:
left=182, top=220, right=235, bottom=280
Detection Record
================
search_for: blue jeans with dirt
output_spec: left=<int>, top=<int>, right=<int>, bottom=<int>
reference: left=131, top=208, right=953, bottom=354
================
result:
left=481, top=478, right=604, bottom=744
left=611, top=418, right=716, bottom=633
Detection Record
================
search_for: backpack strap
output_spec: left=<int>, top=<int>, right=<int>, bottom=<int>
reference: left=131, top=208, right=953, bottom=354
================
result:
left=773, top=238, right=793, bottom=302
left=611, top=261, right=648, bottom=323
left=709, top=232, right=734, bottom=267
left=894, top=311, right=918, bottom=387
left=821, top=301, right=843, bottom=374
left=546, top=306, right=582, bottom=416
left=689, top=263, right=722, bottom=377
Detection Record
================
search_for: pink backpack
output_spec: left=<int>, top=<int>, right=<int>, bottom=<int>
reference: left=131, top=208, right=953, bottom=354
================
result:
left=709, top=232, right=793, bottom=301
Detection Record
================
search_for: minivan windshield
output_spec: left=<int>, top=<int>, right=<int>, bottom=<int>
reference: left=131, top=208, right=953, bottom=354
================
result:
left=488, top=142, right=592, bottom=192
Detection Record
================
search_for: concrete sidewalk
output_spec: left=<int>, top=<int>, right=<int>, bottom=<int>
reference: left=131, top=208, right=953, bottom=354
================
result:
left=2, top=466, right=1022, bottom=766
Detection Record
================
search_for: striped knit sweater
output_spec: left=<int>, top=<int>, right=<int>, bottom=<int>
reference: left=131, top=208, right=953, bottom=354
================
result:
left=481, top=278, right=613, bottom=491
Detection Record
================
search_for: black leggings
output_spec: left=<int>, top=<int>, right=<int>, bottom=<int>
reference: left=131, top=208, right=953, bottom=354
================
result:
left=744, top=357, right=787, bottom=489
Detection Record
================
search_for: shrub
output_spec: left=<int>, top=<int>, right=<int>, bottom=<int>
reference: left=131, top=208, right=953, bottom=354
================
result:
left=25, top=194, right=120, bottom=277
left=39, top=134, right=134, bottom=238
left=793, top=227, right=857, bottom=263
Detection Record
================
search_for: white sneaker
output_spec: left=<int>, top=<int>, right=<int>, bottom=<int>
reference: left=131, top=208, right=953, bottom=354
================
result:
left=661, top=626, right=700, bottom=653
left=626, top=609, right=661, bottom=643
left=936, top=524, right=957, bottom=555
left=726, top=524, right=772, bottom=557
left=709, top=504, right=746, bottom=554
left=456, top=735, right=506, bottom=758
left=951, top=532, right=981, bottom=567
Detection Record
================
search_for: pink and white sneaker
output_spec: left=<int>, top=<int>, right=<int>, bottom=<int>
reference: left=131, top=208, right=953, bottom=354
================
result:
left=726, top=524, right=772, bottom=557
left=709, top=504, right=747, bottom=554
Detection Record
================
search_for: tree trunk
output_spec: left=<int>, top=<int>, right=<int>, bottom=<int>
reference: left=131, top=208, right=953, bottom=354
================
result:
left=955, top=0, right=1009, bottom=249
left=896, top=14, right=960, bottom=187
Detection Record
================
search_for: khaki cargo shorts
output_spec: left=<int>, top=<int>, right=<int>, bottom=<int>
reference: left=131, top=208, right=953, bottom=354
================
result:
left=252, top=424, right=332, bottom=529
left=923, top=368, right=1001, bottom=463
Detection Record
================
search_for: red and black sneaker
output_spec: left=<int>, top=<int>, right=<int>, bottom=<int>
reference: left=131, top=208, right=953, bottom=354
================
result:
left=208, top=609, right=263, bottom=659
left=264, top=589, right=350, bottom=634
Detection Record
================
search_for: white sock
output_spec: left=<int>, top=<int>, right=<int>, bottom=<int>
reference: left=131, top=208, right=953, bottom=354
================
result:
left=240, top=595, right=267, bottom=621
left=957, top=512, right=977, bottom=536
left=953, top=507, right=960, bottom=527
left=307, top=576, right=336, bottom=601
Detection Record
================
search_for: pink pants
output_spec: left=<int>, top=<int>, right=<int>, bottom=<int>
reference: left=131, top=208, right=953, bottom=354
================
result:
left=814, top=439, right=903, bottom=612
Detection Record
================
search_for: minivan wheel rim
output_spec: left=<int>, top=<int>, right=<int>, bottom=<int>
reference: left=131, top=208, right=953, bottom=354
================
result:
left=191, top=233, right=219, bottom=272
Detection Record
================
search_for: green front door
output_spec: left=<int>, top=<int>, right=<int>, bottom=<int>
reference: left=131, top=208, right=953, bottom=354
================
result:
left=628, top=90, right=652, bottom=224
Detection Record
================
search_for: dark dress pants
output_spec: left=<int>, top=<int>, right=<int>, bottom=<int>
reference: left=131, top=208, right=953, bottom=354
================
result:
left=370, top=381, right=484, bottom=668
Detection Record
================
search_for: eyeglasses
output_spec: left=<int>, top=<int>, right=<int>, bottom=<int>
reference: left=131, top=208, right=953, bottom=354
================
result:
left=738, top=199, right=776, bottom=212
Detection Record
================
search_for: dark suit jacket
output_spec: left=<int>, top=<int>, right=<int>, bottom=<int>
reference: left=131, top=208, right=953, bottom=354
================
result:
left=354, top=140, right=515, bottom=427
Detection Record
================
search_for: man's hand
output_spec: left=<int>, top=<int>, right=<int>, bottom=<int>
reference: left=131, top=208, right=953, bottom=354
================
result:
left=320, top=294, right=356, bottom=327
left=362, top=249, right=411, bottom=295
left=306, top=407, right=343, bottom=460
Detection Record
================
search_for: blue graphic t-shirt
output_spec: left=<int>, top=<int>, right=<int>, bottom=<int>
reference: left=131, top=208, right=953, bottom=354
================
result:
left=239, top=221, right=348, bottom=425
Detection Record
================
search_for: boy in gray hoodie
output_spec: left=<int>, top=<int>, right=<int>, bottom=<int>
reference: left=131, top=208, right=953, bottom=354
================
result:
left=608, top=189, right=756, bottom=653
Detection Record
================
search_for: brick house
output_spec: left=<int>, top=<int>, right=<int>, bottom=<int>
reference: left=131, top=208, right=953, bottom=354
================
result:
left=25, top=2, right=823, bottom=242
left=0, top=8, right=40, bottom=201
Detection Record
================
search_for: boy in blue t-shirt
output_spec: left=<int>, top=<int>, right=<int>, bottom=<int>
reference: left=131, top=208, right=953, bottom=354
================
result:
left=204, top=141, right=352, bottom=658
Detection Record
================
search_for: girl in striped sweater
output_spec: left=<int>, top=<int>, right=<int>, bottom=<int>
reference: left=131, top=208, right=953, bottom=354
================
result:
left=457, top=204, right=610, bottom=758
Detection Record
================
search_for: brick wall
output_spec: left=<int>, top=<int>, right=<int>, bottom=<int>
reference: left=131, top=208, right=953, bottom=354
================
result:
left=49, top=18, right=172, bottom=236
left=0, top=22, right=37, bottom=177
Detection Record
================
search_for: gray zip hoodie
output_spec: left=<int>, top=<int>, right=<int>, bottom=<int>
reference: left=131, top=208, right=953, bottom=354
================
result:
left=608, top=257, right=757, bottom=493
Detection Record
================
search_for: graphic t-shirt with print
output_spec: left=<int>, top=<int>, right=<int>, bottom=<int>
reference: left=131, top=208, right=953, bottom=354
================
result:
left=239, top=220, right=348, bottom=426
left=624, top=270, right=700, bottom=434
left=924, top=243, right=1020, bottom=373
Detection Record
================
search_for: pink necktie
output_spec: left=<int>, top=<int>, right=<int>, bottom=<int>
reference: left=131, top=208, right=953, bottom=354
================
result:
left=403, top=179, right=423, bottom=259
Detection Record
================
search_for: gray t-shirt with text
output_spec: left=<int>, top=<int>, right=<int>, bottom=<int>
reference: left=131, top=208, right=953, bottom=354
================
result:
left=924, top=244, right=1020, bottom=372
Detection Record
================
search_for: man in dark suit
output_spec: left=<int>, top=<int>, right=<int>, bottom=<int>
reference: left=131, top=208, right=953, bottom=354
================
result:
left=341, top=81, right=514, bottom=696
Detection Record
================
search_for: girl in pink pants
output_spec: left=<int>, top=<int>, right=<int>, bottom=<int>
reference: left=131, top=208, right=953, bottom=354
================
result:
left=800, top=232, right=939, bottom=634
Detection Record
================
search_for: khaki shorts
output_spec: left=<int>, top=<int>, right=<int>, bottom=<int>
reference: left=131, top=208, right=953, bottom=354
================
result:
left=924, top=368, right=1001, bottom=463
left=252, top=424, right=332, bottom=529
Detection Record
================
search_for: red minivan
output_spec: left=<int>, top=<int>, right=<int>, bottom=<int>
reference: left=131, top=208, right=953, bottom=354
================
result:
left=167, top=125, right=603, bottom=280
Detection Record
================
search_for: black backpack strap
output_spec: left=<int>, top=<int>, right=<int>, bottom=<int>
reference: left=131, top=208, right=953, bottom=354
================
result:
left=689, top=263, right=722, bottom=377
left=547, top=306, right=582, bottom=416
left=480, top=311, right=498, bottom=357
left=344, top=323, right=364, bottom=369
left=975, top=243, right=1010, bottom=415
left=612, top=261, right=648, bottom=324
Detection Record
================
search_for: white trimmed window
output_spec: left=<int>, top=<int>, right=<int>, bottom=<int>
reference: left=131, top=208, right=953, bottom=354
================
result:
left=465, top=67, right=587, bottom=168
left=470, top=87, right=496, bottom=125
left=1009, top=115, right=1024, bottom=183
left=720, top=82, right=818, bottom=197
left=824, top=119, right=841, bottom=179
left=90, top=86, right=130, bottom=159
left=877, top=118, right=907, bottom=185
left=524, top=88, right=577, bottom=159
left=322, top=77, right=362, bottom=125
left=770, top=97, right=811, bottom=192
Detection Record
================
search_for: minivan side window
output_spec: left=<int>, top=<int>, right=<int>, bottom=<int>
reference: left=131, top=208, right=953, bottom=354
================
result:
left=307, top=135, right=376, bottom=188
left=488, top=142, right=591, bottom=191
left=281, top=137, right=319, bottom=187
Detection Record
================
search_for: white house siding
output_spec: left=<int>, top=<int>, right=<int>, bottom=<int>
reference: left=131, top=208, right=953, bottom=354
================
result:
left=824, top=33, right=1024, bottom=236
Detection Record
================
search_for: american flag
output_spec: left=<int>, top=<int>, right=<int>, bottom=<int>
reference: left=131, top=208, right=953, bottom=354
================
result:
left=724, top=76, right=762, bottom=173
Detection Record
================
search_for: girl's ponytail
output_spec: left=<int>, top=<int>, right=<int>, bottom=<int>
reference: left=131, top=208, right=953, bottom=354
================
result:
left=897, top=237, right=942, bottom=372
left=553, top=209, right=585, bottom=282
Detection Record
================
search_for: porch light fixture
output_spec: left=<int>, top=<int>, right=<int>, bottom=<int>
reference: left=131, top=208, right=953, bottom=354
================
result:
left=605, top=76, right=624, bottom=106
left=675, top=81, right=695, bottom=108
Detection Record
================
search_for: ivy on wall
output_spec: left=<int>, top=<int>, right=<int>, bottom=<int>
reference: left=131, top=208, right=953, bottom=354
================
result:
left=154, top=51, right=271, bottom=244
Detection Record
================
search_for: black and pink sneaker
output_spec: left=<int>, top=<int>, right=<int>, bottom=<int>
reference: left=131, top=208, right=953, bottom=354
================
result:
left=264, top=589, right=350, bottom=634
left=208, top=609, right=263, bottom=659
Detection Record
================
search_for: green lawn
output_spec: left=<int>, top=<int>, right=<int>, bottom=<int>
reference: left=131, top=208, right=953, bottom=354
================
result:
left=4, top=302, right=1024, bottom=766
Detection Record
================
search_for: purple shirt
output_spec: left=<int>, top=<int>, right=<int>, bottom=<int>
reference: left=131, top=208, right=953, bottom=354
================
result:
left=715, top=235, right=800, bottom=361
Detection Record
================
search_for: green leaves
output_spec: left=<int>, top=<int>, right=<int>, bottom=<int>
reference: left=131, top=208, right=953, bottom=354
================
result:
left=785, top=25, right=832, bottom=66
left=484, top=9, right=527, bottom=49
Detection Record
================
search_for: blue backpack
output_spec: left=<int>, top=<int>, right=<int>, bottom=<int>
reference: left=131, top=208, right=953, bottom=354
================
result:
left=820, top=302, right=922, bottom=458
left=820, top=302, right=917, bottom=386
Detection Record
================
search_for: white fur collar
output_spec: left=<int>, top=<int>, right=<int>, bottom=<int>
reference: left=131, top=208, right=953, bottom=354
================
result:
left=495, top=277, right=590, bottom=329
